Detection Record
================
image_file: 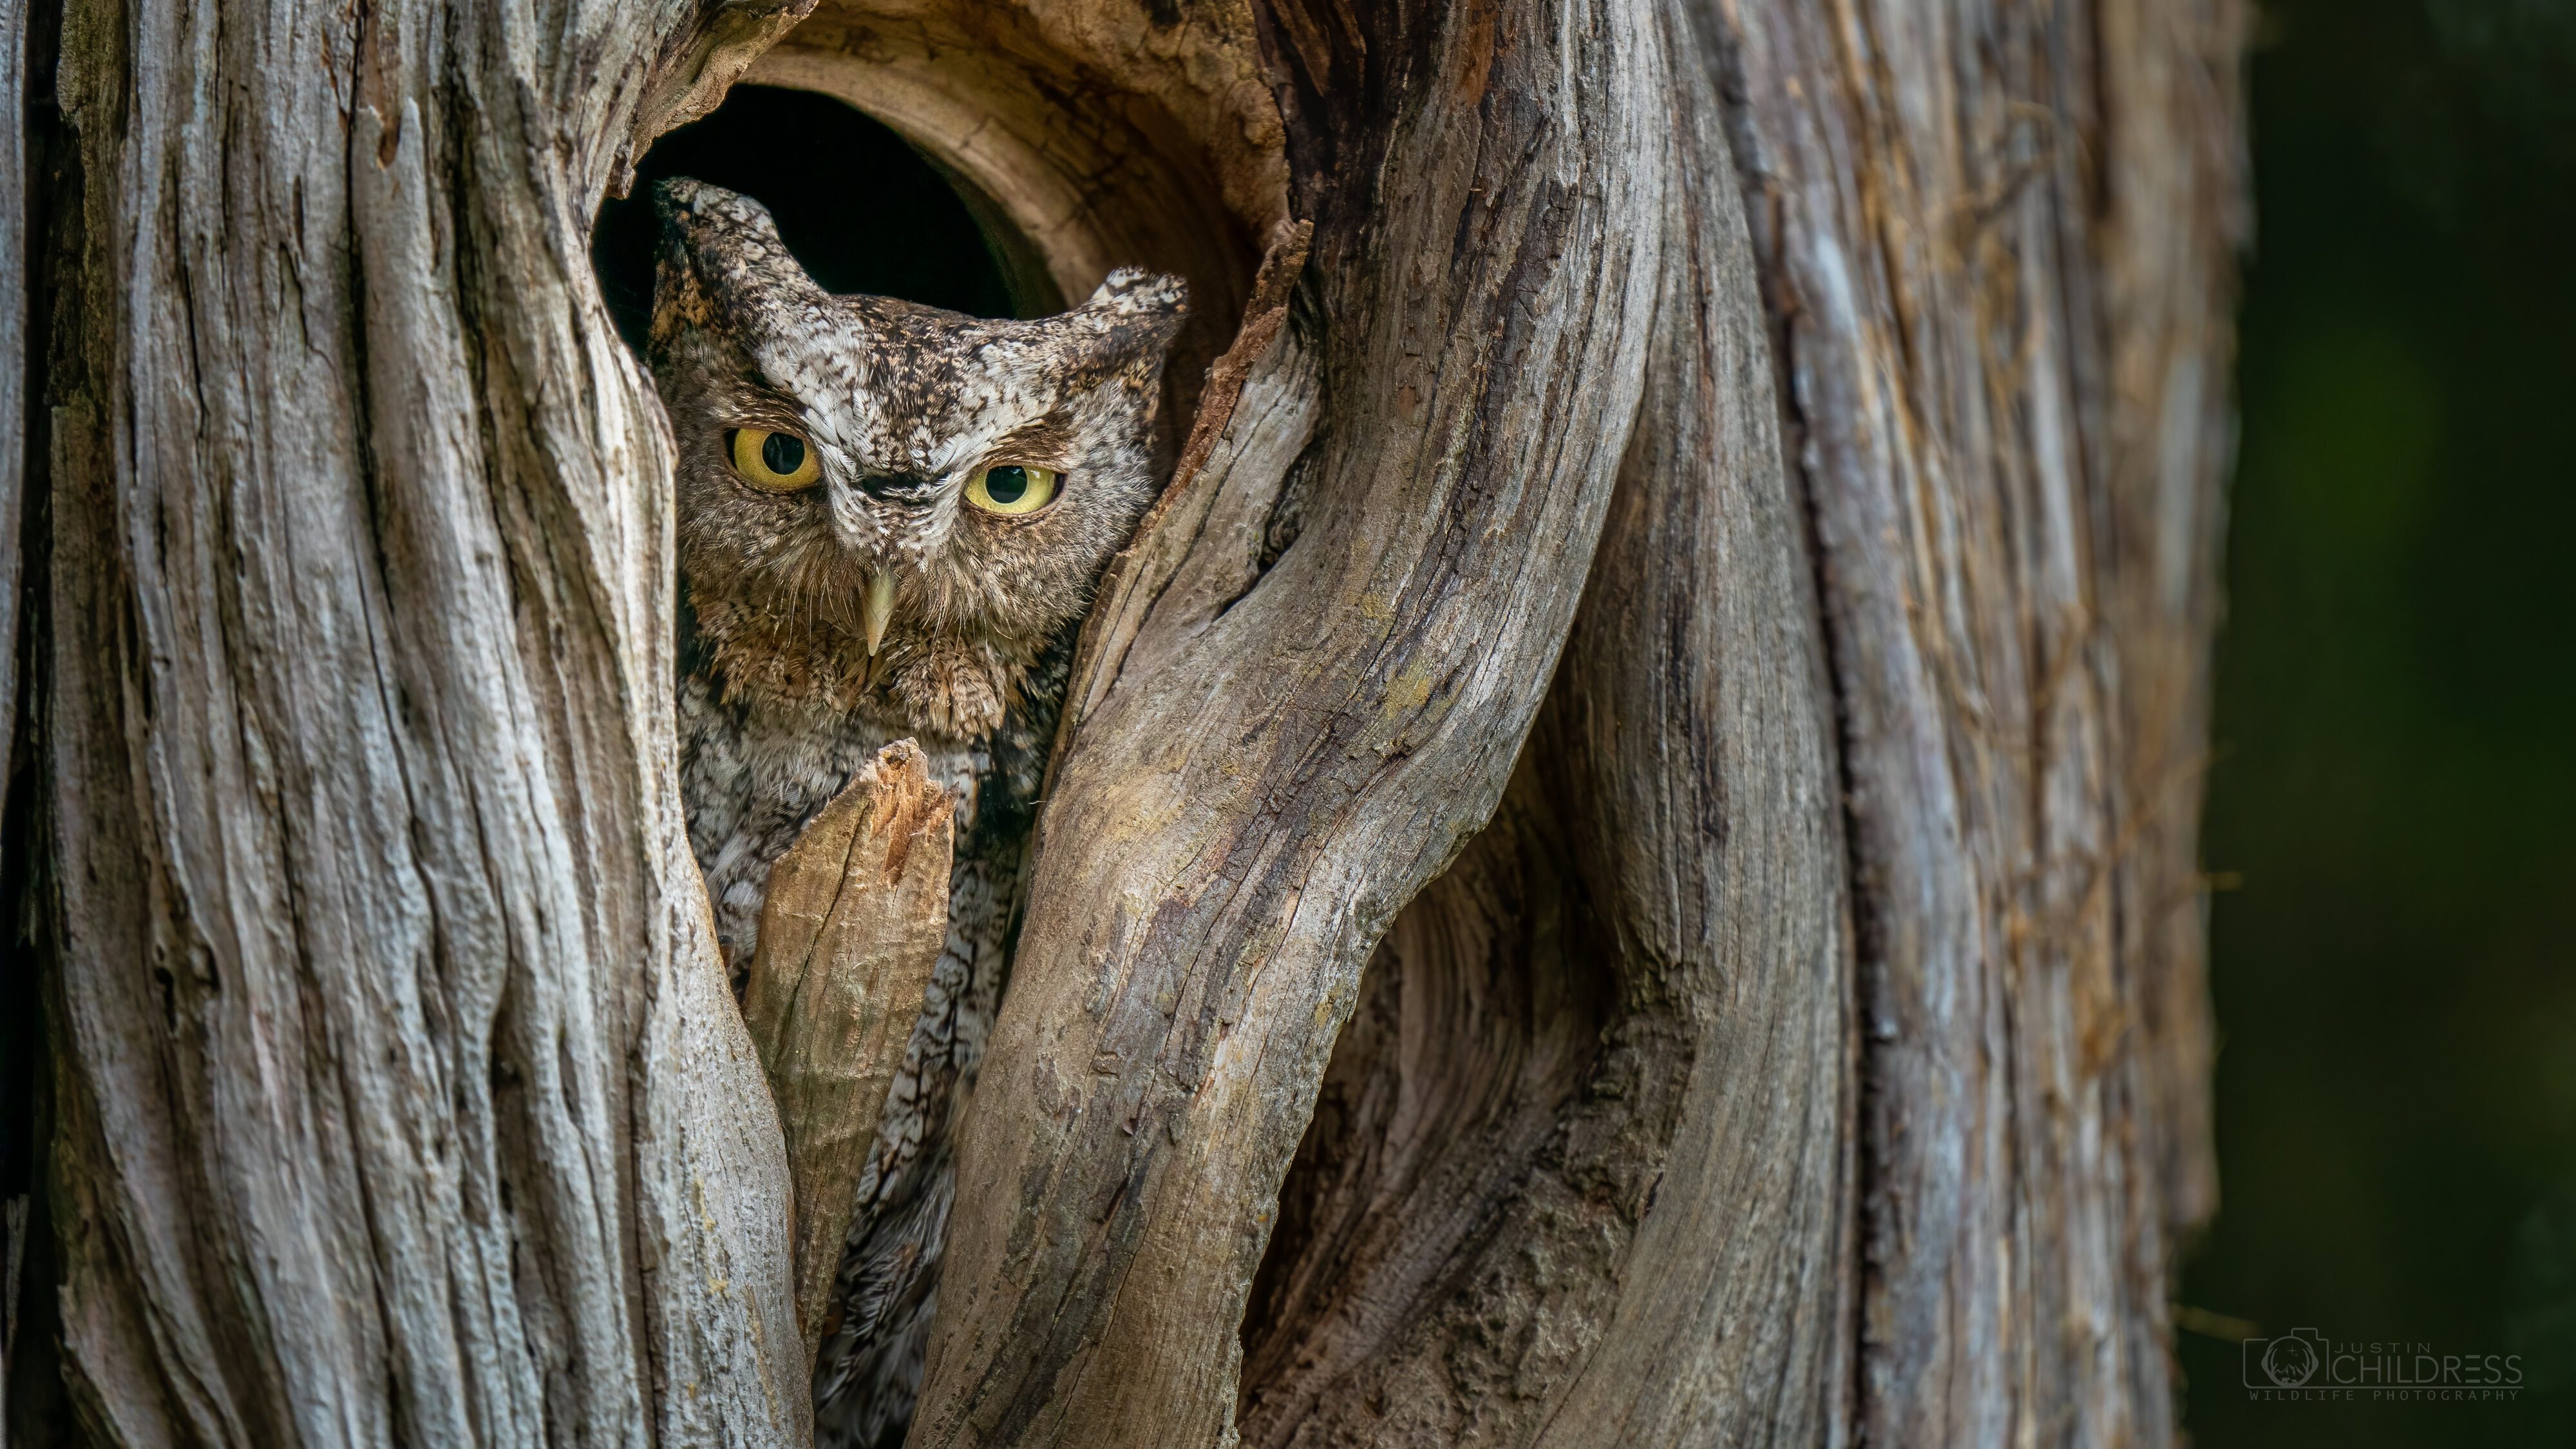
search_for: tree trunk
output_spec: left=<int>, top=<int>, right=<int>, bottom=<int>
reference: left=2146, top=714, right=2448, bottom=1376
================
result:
left=23, top=0, right=821, bottom=1441
left=1714, top=6, right=2242, bottom=1442
left=3, top=0, right=2242, bottom=1445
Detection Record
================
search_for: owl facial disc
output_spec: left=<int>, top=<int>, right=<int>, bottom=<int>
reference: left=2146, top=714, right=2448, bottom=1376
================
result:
left=648, top=176, right=1188, bottom=739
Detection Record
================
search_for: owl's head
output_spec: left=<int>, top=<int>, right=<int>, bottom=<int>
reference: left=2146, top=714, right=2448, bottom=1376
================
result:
left=648, top=178, right=1186, bottom=741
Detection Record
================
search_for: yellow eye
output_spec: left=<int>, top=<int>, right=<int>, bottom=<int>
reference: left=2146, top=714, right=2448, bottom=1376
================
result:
left=963, top=464, right=1061, bottom=516
left=729, top=428, right=822, bottom=491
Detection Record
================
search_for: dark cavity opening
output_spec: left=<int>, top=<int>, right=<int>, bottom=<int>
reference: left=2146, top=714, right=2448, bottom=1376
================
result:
left=592, top=84, right=1053, bottom=357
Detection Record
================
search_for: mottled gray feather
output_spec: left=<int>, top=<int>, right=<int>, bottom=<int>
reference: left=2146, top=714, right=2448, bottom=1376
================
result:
left=648, top=178, right=1182, bottom=1447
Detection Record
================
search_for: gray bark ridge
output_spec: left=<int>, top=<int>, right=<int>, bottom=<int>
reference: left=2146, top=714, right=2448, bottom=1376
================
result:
left=1234, top=3, right=1852, bottom=1442
left=1709, top=0, right=2240, bottom=1442
left=40, top=0, right=816, bottom=1442
left=10, top=0, right=2239, bottom=1441
left=896, top=0, right=1847, bottom=1443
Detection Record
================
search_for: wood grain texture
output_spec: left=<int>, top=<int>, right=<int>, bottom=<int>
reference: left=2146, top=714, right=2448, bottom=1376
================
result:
left=2093, top=0, right=2242, bottom=1244
left=1235, top=7, right=1851, bottom=1442
left=1707, top=0, right=2244, bottom=1441
left=739, top=742, right=952, bottom=1365
left=900, top=0, right=1806, bottom=1443
left=0, top=0, right=23, bottom=793
left=9, top=0, right=2243, bottom=1439
left=0, top=10, right=28, bottom=1429
left=38, top=0, right=811, bottom=1441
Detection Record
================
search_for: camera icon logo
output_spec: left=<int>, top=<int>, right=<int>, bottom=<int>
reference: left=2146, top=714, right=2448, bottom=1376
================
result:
left=2244, top=1327, right=2327, bottom=1388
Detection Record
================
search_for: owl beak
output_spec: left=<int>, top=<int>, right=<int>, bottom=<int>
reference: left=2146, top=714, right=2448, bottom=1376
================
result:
left=862, top=571, right=896, bottom=656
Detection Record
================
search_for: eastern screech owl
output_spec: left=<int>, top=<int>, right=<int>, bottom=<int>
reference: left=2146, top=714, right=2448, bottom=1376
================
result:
left=648, top=178, right=1184, bottom=1447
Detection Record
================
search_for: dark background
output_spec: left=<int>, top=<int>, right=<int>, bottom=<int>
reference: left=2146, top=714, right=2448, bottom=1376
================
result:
left=2179, top=0, right=2576, bottom=1443
left=590, top=84, right=1024, bottom=354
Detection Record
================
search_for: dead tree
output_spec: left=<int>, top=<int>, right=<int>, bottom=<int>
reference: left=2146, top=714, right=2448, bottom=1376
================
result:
left=2, top=0, right=2241, bottom=1443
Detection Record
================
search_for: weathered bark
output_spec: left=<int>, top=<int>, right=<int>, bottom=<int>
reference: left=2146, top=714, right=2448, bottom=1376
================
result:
left=0, top=0, right=24, bottom=769
left=5, top=0, right=2240, bottom=1444
left=906, top=0, right=1716, bottom=1435
left=30, top=0, right=823, bottom=1442
left=1229, top=8, right=1850, bottom=1444
left=739, top=742, right=952, bottom=1365
left=1711, top=3, right=2243, bottom=1441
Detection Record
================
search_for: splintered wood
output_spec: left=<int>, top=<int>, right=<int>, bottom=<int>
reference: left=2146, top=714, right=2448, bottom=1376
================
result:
left=740, top=739, right=952, bottom=1363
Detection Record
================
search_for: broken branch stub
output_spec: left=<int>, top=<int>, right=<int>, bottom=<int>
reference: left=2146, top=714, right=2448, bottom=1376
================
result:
left=739, top=740, right=954, bottom=1363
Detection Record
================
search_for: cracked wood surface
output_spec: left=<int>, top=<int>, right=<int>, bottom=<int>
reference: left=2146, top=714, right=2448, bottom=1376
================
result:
left=10, top=0, right=2239, bottom=1442
left=38, top=0, right=812, bottom=1442
left=901, top=0, right=1845, bottom=1444
left=1710, top=0, right=2242, bottom=1442
left=1235, top=7, right=1849, bottom=1441
left=895, top=0, right=2233, bottom=1443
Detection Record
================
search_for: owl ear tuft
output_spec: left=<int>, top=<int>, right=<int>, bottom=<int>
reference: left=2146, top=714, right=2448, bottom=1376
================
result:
left=1069, top=269, right=1188, bottom=374
left=650, top=178, right=827, bottom=332
left=1083, top=268, right=1189, bottom=321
